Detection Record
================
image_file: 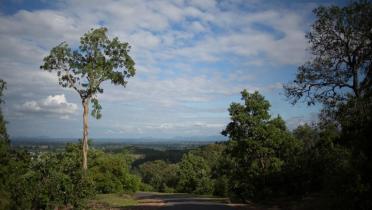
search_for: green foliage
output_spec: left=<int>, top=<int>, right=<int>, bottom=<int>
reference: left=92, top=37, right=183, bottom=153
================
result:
left=138, top=160, right=178, bottom=192
left=189, top=143, right=227, bottom=196
left=135, top=143, right=226, bottom=196
left=328, top=94, right=372, bottom=209
left=284, top=1, right=372, bottom=209
left=177, top=153, right=214, bottom=195
left=0, top=84, right=140, bottom=210
left=132, top=147, right=187, bottom=167
left=293, top=123, right=318, bottom=150
left=90, top=150, right=140, bottom=194
left=189, top=143, right=225, bottom=171
left=1, top=142, right=141, bottom=209
left=40, top=27, right=137, bottom=171
left=0, top=79, right=13, bottom=209
left=40, top=27, right=136, bottom=118
left=213, top=175, right=229, bottom=197
left=0, top=150, right=31, bottom=210
left=222, top=90, right=303, bottom=201
left=8, top=144, right=95, bottom=210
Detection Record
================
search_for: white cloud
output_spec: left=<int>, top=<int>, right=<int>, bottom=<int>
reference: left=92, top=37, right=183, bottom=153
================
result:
left=100, top=75, right=259, bottom=107
left=18, top=94, right=78, bottom=118
left=128, top=31, right=161, bottom=49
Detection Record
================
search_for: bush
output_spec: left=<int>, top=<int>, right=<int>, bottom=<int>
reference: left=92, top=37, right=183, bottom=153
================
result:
left=138, top=160, right=178, bottom=192
left=90, top=150, right=140, bottom=193
left=177, top=153, right=213, bottom=195
left=8, top=148, right=95, bottom=210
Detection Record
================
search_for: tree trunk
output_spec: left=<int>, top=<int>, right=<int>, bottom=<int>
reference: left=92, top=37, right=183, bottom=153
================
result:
left=352, top=62, right=360, bottom=98
left=82, top=99, right=89, bottom=171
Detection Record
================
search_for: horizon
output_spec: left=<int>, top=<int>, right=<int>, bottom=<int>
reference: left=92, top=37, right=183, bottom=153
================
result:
left=12, top=135, right=228, bottom=141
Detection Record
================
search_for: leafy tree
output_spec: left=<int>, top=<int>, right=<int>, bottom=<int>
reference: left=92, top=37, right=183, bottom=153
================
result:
left=177, top=153, right=214, bottom=195
left=333, top=94, right=372, bottom=209
left=189, top=144, right=228, bottom=196
left=290, top=123, right=343, bottom=195
left=0, top=80, right=97, bottom=209
left=10, top=144, right=95, bottom=210
left=293, top=123, right=319, bottom=150
left=284, top=1, right=372, bottom=106
left=190, top=143, right=225, bottom=171
left=283, top=1, right=372, bottom=208
left=0, top=80, right=34, bottom=209
left=90, top=150, right=140, bottom=193
left=138, top=160, right=178, bottom=192
left=41, top=28, right=136, bottom=170
left=222, top=90, right=302, bottom=201
left=2, top=142, right=95, bottom=210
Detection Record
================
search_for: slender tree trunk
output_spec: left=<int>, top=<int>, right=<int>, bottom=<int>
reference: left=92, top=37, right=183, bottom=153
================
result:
left=352, top=64, right=360, bottom=98
left=82, top=99, right=89, bottom=171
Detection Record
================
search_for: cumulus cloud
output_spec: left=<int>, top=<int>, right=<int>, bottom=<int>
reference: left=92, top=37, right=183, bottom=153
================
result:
left=100, top=75, right=259, bottom=108
left=18, top=94, right=78, bottom=118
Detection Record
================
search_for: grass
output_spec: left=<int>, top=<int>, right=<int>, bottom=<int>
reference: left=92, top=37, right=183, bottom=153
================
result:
left=91, top=193, right=139, bottom=208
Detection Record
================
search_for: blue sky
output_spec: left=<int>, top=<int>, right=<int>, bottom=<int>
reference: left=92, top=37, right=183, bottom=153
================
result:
left=0, top=0, right=346, bottom=139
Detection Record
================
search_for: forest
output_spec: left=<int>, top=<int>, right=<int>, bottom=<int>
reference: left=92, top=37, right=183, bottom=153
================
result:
left=0, top=1, right=371, bottom=210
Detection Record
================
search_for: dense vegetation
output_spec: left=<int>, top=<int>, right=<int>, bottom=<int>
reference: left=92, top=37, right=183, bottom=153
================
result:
left=0, top=1, right=371, bottom=209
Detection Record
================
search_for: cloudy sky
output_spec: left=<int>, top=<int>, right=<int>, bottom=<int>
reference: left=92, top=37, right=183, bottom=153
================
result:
left=0, top=0, right=346, bottom=139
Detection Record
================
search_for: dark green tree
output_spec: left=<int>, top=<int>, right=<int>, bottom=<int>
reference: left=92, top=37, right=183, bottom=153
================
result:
left=284, top=1, right=372, bottom=106
left=189, top=143, right=225, bottom=172
left=293, top=123, right=319, bottom=150
left=222, top=90, right=302, bottom=200
left=189, top=144, right=228, bottom=196
left=333, top=94, right=372, bottom=209
left=41, top=28, right=136, bottom=170
left=138, top=160, right=178, bottom=192
left=284, top=1, right=372, bottom=208
left=177, top=153, right=213, bottom=195
left=90, top=150, right=140, bottom=193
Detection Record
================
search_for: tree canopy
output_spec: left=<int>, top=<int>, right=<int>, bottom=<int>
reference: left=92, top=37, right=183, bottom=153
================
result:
left=41, top=28, right=136, bottom=170
left=284, top=1, right=372, bottom=106
left=40, top=27, right=135, bottom=118
left=222, top=90, right=302, bottom=200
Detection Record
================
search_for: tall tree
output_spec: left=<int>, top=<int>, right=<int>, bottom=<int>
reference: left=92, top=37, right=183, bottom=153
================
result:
left=0, top=79, right=10, bottom=210
left=284, top=1, right=372, bottom=208
left=284, top=1, right=372, bottom=106
left=0, top=79, right=9, bottom=145
left=222, top=90, right=302, bottom=200
left=177, top=153, right=213, bottom=195
left=41, top=28, right=136, bottom=170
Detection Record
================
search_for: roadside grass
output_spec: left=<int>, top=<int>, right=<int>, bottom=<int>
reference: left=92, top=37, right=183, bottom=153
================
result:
left=90, top=193, right=138, bottom=209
